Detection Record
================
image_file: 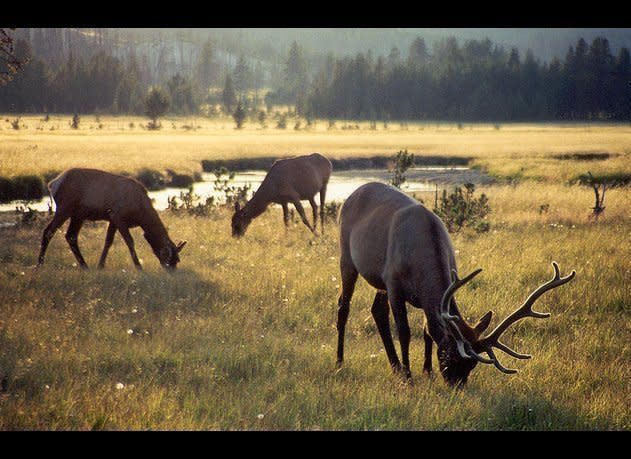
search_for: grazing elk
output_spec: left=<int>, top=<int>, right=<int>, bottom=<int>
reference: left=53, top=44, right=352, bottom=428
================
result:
left=231, top=153, right=332, bottom=237
left=37, top=168, right=187, bottom=270
left=336, top=182, right=575, bottom=386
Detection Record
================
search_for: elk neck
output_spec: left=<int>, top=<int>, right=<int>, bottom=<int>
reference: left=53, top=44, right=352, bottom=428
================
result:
left=139, top=205, right=172, bottom=250
left=241, top=183, right=272, bottom=220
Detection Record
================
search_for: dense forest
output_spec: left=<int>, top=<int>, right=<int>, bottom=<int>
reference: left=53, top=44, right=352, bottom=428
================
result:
left=0, top=28, right=630, bottom=121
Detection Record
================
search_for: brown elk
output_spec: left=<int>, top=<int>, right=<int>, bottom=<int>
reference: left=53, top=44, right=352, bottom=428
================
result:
left=336, top=182, right=575, bottom=386
left=231, top=153, right=332, bottom=237
left=37, top=168, right=187, bottom=270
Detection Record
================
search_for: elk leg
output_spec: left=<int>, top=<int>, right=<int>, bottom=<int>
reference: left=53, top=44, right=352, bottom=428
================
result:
left=423, top=325, right=433, bottom=375
left=37, top=212, right=69, bottom=266
left=117, top=224, right=142, bottom=270
left=309, top=197, right=318, bottom=232
left=281, top=203, right=290, bottom=229
left=292, top=199, right=316, bottom=234
left=371, top=291, right=401, bottom=371
left=387, top=285, right=412, bottom=379
left=97, top=222, right=117, bottom=269
left=336, top=259, right=358, bottom=368
left=319, top=184, right=327, bottom=236
left=65, top=217, right=87, bottom=268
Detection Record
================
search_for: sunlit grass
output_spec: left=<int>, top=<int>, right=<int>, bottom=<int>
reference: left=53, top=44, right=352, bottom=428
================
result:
left=0, top=183, right=629, bottom=429
left=1, top=115, right=630, bottom=183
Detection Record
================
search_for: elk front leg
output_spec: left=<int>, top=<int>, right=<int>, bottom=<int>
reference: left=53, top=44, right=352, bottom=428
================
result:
left=282, top=202, right=290, bottom=228
left=387, top=283, right=412, bottom=379
left=371, top=291, right=401, bottom=372
left=319, top=184, right=327, bottom=236
left=423, top=325, right=433, bottom=375
left=336, top=258, right=358, bottom=369
left=37, top=212, right=69, bottom=266
left=97, top=222, right=117, bottom=269
left=116, top=224, right=142, bottom=270
left=65, top=217, right=88, bottom=268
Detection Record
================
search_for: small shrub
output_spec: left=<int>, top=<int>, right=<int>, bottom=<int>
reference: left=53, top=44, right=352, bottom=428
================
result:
left=323, top=201, right=343, bottom=223
left=276, top=114, right=287, bottom=130
left=166, top=170, right=195, bottom=188
left=16, top=203, right=38, bottom=225
left=11, top=175, right=45, bottom=201
left=70, top=114, right=80, bottom=129
left=233, top=101, right=246, bottom=129
left=433, top=183, right=491, bottom=233
left=135, top=169, right=166, bottom=191
left=389, top=149, right=415, bottom=189
left=167, top=188, right=215, bottom=217
left=10, top=117, right=20, bottom=130
left=212, top=167, right=251, bottom=207
left=258, top=110, right=267, bottom=128
left=0, top=176, right=14, bottom=203
left=539, top=203, right=550, bottom=215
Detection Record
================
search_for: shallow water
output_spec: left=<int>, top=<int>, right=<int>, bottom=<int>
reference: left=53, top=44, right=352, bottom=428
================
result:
left=0, top=167, right=492, bottom=212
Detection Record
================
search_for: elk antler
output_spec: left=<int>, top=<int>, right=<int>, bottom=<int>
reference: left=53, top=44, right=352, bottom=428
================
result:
left=440, top=268, right=493, bottom=363
left=476, top=262, right=576, bottom=374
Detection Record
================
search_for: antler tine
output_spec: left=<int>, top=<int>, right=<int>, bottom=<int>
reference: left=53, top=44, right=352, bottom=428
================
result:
left=477, top=262, right=576, bottom=370
left=486, top=347, right=518, bottom=374
left=447, top=318, right=494, bottom=364
left=440, top=268, right=482, bottom=322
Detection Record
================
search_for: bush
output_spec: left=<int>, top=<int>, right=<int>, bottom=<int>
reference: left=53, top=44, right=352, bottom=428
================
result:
left=389, top=149, right=415, bottom=188
left=70, top=114, right=80, bottom=129
left=233, top=101, right=246, bottom=129
left=0, top=177, right=14, bottom=203
left=167, top=188, right=215, bottom=217
left=323, top=201, right=342, bottom=223
left=145, top=86, right=170, bottom=129
left=11, top=175, right=45, bottom=201
left=212, top=167, right=251, bottom=207
left=433, top=183, right=491, bottom=233
left=135, top=169, right=166, bottom=191
left=166, top=170, right=195, bottom=188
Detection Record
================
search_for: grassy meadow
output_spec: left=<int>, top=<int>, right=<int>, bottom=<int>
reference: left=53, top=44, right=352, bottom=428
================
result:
left=0, top=115, right=629, bottom=430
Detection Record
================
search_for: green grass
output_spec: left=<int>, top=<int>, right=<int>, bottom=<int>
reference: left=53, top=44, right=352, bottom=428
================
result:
left=0, top=190, right=629, bottom=430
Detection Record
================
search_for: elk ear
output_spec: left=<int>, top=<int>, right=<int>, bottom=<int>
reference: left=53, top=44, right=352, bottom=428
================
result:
left=234, top=202, right=240, bottom=212
left=176, top=240, right=187, bottom=253
left=473, top=311, right=493, bottom=337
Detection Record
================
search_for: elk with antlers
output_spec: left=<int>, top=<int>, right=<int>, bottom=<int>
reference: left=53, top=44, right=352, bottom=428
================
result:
left=336, top=182, right=575, bottom=385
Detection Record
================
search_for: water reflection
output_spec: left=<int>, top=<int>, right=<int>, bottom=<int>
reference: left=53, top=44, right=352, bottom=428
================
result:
left=0, top=167, right=492, bottom=212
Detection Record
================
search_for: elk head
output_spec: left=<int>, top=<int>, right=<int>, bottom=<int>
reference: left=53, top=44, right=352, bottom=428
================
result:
left=147, top=236, right=187, bottom=270
left=436, top=262, right=576, bottom=386
left=231, top=202, right=252, bottom=238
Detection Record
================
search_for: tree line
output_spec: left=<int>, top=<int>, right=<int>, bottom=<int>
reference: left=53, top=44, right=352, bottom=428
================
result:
left=307, top=36, right=631, bottom=121
left=1, top=34, right=629, bottom=122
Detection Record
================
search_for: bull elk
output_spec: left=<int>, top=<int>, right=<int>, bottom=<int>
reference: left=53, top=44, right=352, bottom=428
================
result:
left=336, top=182, right=575, bottom=386
left=231, top=153, right=332, bottom=237
left=37, top=168, right=187, bottom=270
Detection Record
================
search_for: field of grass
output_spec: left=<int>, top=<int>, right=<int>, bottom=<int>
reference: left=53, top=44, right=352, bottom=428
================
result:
left=0, top=117, right=629, bottom=430
left=1, top=115, right=630, bottom=183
